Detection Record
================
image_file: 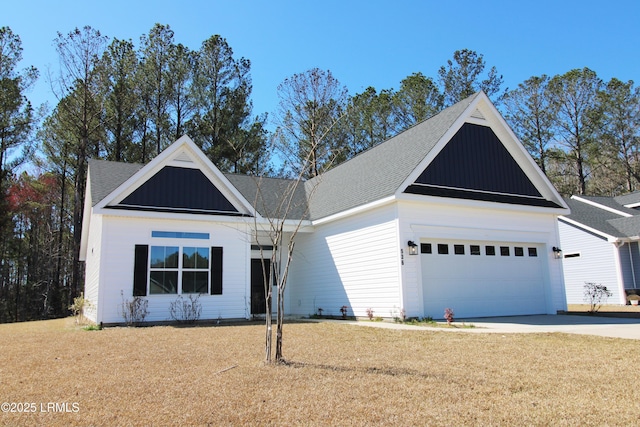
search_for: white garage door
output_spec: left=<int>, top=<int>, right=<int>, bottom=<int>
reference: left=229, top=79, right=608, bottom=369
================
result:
left=421, top=239, right=547, bottom=319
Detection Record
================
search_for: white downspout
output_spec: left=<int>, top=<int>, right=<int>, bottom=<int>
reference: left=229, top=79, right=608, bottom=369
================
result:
left=629, top=243, right=637, bottom=288
left=612, top=242, right=627, bottom=305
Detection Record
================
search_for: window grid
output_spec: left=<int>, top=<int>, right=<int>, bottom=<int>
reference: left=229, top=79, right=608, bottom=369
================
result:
left=149, top=246, right=210, bottom=295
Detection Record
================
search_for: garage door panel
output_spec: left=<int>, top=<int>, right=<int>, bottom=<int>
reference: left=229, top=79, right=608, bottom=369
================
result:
left=421, top=240, right=547, bottom=318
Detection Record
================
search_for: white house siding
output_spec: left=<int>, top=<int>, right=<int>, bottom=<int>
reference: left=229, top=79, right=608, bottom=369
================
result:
left=82, top=213, right=103, bottom=323
left=399, top=198, right=566, bottom=317
left=288, top=204, right=401, bottom=318
left=558, top=220, right=624, bottom=305
left=95, top=214, right=250, bottom=324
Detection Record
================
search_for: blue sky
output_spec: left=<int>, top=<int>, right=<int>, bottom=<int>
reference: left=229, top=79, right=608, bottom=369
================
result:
left=4, top=0, right=640, bottom=123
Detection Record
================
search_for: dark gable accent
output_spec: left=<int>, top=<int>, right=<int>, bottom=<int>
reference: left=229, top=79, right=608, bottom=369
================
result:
left=118, top=166, right=239, bottom=214
left=405, top=123, right=561, bottom=208
left=415, top=123, right=541, bottom=196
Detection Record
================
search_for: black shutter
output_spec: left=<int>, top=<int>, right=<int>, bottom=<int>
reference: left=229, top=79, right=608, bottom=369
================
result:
left=133, top=245, right=148, bottom=296
left=211, top=246, right=223, bottom=295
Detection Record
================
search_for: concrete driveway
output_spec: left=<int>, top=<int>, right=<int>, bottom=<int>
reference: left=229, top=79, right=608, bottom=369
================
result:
left=462, top=314, right=640, bottom=340
left=334, top=315, right=640, bottom=340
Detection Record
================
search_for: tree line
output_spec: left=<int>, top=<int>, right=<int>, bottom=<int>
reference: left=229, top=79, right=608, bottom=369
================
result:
left=1, top=24, right=638, bottom=322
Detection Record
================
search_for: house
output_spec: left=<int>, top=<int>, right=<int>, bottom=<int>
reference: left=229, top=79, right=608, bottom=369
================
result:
left=80, top=92, right=569, bottom=324
left=558, top=194, right=640, bottom=305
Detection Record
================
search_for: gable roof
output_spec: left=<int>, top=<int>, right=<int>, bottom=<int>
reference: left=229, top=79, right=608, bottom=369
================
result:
left=87, top=159, right=308, bottom=220
left=306, top=93, right=480, bottom=220
left=560, top=195, right=640, bottom=240
left=85, top=92, right=567, bottom=224
left=306, top=91, right=567, bottom=220
left=89, top=135, right=256, bottom=217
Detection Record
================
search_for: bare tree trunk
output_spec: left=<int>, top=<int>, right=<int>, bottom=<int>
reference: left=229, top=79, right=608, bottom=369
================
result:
left=275, top=240, right=294, bottom=362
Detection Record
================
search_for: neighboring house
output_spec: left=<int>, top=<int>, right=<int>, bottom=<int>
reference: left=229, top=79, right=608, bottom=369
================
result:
left=80, top=92, right=569, bottom=324
left=558, top=194, right=640, bottom=305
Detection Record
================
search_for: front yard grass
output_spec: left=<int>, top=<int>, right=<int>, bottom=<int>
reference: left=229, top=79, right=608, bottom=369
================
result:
left=1, top=318, right=639, bottom=426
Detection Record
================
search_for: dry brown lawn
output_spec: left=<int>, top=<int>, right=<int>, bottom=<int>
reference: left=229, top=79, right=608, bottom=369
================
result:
left=567, top=304, right=640, bottom=317
left=1, top=318, right=639, bottom=426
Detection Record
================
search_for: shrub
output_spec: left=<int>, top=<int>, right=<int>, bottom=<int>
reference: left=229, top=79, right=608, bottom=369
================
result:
left=583, top=282, right=612, bottom=313
left=69, top=293, right=92, bottom=325
left=169, top=294, right=202, bottom=324
left=119, top=291, right=149, bottom=326
left=366, top=308, right=374, bottom=321
left=444, top=308, right=454, bottom=325
left=340, top=305, right=348, bottom=319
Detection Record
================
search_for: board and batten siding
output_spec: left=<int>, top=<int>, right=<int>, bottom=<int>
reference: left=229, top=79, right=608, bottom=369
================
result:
left=558, top=220, right=625, bottom=305
left=95, top=215, right=250, bottom=324
left=288, top=204, right=401, bottom=318
left=398, top=198, right=566, bottom=315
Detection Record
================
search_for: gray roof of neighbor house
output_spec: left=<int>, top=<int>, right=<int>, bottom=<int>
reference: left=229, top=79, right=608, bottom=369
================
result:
left=561, top=196, right=640, bottom=239
left=614, top=191, right=640, bottom=207
left=577, top=195, right=639, bottom=216
left=305, top=92, right=479, bottom=219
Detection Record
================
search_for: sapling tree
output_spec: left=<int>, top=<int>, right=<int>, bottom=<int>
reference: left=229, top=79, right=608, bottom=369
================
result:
left=250, top=146, right=323, bottom=363
left=252, top=68, right=346, bottom=363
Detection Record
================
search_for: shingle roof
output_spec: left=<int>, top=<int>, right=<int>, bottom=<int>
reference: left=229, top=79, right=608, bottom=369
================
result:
left=608, top=216, right=640, bottom=238
left=88, top=94, right=480, bottom=221
left=88, top=159, right=143, bottom=206
left=305, top=92, right=479, bottom=219
left=87, top=159, right=309, bottom=220
left=561, top=197, right=628, bottom=238
left=614, top=191, right=640, bottom=207
left=577, top=195, right=638, bottom=216
left=223, top=174, right=309, bottom=220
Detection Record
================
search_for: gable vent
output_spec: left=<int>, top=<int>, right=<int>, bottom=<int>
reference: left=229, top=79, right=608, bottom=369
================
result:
left=470, top=109, right=485, bottom=121
left=173, top=151, right=193, bottom=163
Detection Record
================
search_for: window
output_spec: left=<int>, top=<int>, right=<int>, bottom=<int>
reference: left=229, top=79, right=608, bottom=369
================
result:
left=182, top=247, right=210, bottom=293
left=251, top=244, right=274, bottom=251
left=500, top=246, right=510, bottom=256
left=528, top=247, right=538, bottom=257
left=437, top=244, right=449, bottom=255
left=485, top=245, right=495, bottom=256
left=514, top=247, right=524, bottom=257
left=454, top=244, right=465, bottom=255
left=150, top=246, right=179, bottom=294
left=470, top=245, right=481, bottom=255
left=152, top=231, right=209, bottom=239
left=133, top=245, right=222, bottom=297
left=150, top=246, right=210, bottom=294
left=420, top=243, right=432, bottom=254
